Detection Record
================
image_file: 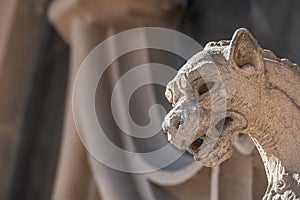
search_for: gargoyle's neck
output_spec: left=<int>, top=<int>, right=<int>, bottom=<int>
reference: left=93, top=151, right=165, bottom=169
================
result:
left=249, top=86, right=300, bottom=173
left=249, top=103, right=300, bottom=198
left=253, top=61, right=300, bottom=170
left=248, top=65, right=300, bottom=198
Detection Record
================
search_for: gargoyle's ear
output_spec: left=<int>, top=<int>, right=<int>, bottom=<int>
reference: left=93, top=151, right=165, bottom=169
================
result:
left=228, top=28, right=264, bottom=76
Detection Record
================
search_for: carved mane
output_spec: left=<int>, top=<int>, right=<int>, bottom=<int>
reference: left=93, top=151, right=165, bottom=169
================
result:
left=261, top=48, right=300, bottom=72
left=261, top=49, right=300, bottom=108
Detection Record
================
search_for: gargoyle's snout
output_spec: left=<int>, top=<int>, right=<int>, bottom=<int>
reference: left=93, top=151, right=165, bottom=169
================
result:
left=161, top=120, right=168, bottom=133
left=162, top=112, right=182, bottom=142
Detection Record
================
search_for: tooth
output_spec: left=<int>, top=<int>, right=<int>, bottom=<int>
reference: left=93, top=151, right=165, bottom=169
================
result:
left=167, top=133, right=172, bottom=141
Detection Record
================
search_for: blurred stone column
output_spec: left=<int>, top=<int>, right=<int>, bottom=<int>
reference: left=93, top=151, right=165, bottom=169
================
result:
left=86, top=26, right=143, bottom=200
left=49, top=0, right=180, bottom=200
left=210, top=149, right=253, bottom=200
left=48, top=2, right=105, bottom=199
left=48, top=1, right=183, bottom=199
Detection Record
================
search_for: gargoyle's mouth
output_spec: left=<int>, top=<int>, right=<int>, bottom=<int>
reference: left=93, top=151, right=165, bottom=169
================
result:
left=187, top=137, right=205, bottom=154
left=187, top=116, right=233, bottom=155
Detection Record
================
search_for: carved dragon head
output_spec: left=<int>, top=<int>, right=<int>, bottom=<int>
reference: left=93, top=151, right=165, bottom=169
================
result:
left=162, top=28, right=267, bottom=167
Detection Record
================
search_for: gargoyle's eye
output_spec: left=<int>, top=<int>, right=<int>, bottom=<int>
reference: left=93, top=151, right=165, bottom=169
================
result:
left=198, top=82, right=214, bottom=96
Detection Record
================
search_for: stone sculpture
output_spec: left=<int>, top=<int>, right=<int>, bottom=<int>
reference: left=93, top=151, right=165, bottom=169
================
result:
left=162, top=28, right=300, bottom=199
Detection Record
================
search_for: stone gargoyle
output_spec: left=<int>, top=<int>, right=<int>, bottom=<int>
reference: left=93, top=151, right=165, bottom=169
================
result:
left=162, top=28, right=300, bottom=200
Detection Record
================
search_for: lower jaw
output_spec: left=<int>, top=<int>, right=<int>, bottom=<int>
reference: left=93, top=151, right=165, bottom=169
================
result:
left=187, top=146, right=201, bottom=155
left=195, top=148, right=232, bottom=167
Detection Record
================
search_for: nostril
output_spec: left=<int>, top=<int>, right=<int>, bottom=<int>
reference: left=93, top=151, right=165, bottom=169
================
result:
left=170, top=117, right=181, bottom=130
left=175, top=120, right=180, bottom=130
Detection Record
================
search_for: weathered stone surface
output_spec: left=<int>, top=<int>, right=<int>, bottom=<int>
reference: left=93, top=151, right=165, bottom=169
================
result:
left=163, top=28, right=300, bottom=199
